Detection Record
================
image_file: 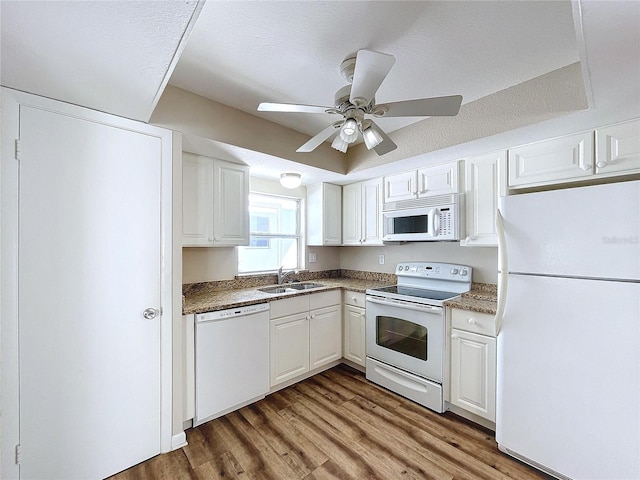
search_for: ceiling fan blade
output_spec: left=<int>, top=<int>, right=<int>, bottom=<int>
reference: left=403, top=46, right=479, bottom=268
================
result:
left=368, top=121, right=397, bottom=156
left=349, top=50, right=396, bottom=107
left=378, top=95, right=463, bottom=117
left=258, top=102, right=335, bottom=114
left=296, top=123, right=341, bottom=153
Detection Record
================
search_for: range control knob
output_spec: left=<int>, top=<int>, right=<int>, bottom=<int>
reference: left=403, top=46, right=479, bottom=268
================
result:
left=460, top=269, right=468, bottom=276
left=450, top=268, right=459, bottom=275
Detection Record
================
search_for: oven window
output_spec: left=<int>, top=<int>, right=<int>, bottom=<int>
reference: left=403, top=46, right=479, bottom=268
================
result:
left=392, top=215, right=429, bottom=234
left=376, top=315, right=428, bottom=360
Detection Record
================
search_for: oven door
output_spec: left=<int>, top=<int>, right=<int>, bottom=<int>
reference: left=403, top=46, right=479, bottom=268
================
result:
left=365, top=295, right=444, bottom=383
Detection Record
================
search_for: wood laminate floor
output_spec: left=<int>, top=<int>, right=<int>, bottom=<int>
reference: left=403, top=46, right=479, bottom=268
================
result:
left=109, top=364, right=549, bottom=480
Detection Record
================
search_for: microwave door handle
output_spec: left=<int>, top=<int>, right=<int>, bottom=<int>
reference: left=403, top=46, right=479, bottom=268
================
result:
left=430, top=208, right=440, bottom=237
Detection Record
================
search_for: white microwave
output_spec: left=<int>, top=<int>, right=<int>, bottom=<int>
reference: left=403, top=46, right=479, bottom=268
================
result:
left=382, top=194, right=464, bottom=242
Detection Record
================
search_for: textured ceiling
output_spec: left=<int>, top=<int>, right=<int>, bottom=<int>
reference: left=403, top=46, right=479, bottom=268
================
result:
left=169, top=0, right=579, bottom=140
left=1, top=0, right=202, bottom=121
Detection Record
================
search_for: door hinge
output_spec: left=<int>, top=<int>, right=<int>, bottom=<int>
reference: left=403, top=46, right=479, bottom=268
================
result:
left=15, top=139, right=21, bottom=161
left=15, top=443, right=21, bottom=465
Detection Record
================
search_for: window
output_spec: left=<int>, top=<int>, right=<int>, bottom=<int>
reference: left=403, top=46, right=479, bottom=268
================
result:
left=238, top=193, right=301, bottom=274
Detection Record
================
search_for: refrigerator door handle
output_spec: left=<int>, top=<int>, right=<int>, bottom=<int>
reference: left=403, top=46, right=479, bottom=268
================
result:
left=495, top=209, right=508, bottom=335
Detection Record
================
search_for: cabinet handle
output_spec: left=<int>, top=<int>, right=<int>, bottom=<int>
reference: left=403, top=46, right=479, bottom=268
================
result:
left=352, top=296, right=357, bottom=301
left=214, top=237, right=221, bottom=242
left=451, top=333, right=458, bottom=339
left=597, top=161, right=607, bottom=169
left=310, top=314, right=316, bottom=319
left=467, top=318, right=476, bottom=325
left=208, top=237, right=214, bottom=242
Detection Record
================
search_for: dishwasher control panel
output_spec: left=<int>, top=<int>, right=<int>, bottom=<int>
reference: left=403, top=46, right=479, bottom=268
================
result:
left=196, top=302, right=270, bottom=322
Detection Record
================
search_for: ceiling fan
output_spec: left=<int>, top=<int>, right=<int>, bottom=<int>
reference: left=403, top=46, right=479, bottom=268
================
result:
left=258, top=49, right=463, bottom=156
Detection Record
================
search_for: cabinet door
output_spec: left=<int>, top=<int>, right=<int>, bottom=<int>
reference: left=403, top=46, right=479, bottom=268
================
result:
left=417, top=162, right=460, bottom=198
left=508, top=131, right=594, bottom=188
left=343, top=304, right=366, bottom=366
left=307, top=183, right=342, bottom=246
left=342, top=182, right=362, bottom=245
left=309, top=305, right=342, bottom=369
left=384, top=170, right=416, bottom=203
left=361, top=178, right=383, bottom=245
left=182, top=153, right=214, bottom=246
left=463, top=152, right=506, bottom=247
left=323, top=183, right=343, bottom=245
left=596, top=119, right=640, bottom=176
left=270, top=313, right=310, bottom=387
left=213, top=160, right=249, bottom=246
left=450, top=329, right=496, bottom=421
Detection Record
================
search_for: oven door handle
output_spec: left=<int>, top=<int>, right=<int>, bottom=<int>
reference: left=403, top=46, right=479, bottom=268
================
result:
left=366, top=296, right=443, bottom=314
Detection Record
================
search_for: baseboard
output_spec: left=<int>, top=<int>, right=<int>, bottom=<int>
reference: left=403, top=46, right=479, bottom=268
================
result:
left=447, top=404, right=496, bottom=431
left=171, top=432, right=187, bottom=450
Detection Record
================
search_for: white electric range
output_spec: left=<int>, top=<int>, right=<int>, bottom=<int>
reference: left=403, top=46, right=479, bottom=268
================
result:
left=365, top=261, right=472, bottom=412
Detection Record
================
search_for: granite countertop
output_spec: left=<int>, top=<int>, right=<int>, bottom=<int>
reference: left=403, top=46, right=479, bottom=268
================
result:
left=183, top=275, right=394, bottom=315
left=183, top=269, right=497, bottom=316
left=444, top=284, right=498, bottom=315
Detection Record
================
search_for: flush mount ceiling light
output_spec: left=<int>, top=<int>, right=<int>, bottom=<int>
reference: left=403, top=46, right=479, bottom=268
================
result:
left=280, top=172, right=302, bottom=189
left=258, top=49, right=463, bottom=156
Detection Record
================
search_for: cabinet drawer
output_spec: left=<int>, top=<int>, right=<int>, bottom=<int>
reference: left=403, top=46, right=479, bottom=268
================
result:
left=343, top=290, right=365, bottom=307
left=451, top=308, right=496, bottom=337
left=309, top=290, right=341, bottom=310
left=270, top=296, right=309, bottom=319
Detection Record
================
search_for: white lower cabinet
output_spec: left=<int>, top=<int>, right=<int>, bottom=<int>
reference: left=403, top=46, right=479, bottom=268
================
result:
left=309, top=305, right=342, bottom=369
left=270, top=312, right=310, bottom=386
left=449, top=308, right=497, bottom=422
left=343, top=291, right=366, bottom=367
left=269, top=290, right=342, bottom=387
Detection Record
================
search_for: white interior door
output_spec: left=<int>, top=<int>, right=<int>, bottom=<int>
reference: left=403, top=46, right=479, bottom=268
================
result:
left=18, top=105, right=163, bottom=479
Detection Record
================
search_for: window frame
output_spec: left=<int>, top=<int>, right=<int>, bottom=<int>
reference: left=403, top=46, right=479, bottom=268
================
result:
left=238, top=192, right=304, bottom=275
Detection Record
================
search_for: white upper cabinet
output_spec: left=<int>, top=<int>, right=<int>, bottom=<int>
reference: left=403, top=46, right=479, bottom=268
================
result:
left=417, top=162, right=460, bottom=198
left=307, top=183, right=342, bottom=246
left=595, top=119, right=640, bottom=176
left=342, top=178, right=383, bottom=246
left=383, top=170, right=417, bottom=203
left=213, top=161, right=250, bottom=246
left=182, top=153, right=249, bottom=247
left=462, top=151, right=506, bottom=247
left=508, top=131, right=594, bottom=188
left=384, top=161, right=460, bottom=203
left=182, top=154, right=214, bottom=246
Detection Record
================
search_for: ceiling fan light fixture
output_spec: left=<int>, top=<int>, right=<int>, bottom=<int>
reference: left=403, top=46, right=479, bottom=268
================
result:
left=362, top=126, right=383, bottom=150
left=331, top=135, right=349, bottom=153
left=340, top=118, right=358, bottom=143
left=280, top=172, right=302, bottom=189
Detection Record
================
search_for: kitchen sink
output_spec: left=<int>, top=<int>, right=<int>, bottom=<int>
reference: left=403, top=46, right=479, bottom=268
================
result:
left=285, top=282, right=324, bottom=290
left=257, top=286, right=289, bottom=294
left=257, top=283, right=324, bottom=294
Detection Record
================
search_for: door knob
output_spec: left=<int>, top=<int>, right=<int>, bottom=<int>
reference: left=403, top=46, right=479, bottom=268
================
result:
left=143, top=308, right=159, bottom=320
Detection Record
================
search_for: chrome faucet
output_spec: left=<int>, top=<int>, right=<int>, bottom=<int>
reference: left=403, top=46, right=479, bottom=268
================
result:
left=277, top=266, right=297, bottom=285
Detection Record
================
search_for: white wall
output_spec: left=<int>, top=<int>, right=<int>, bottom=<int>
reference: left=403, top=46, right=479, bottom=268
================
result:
left=340, top=243, right=498, bottom=284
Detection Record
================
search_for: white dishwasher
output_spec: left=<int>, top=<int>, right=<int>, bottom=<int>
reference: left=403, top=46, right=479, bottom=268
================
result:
left=194, top=303, right=270, bottom=426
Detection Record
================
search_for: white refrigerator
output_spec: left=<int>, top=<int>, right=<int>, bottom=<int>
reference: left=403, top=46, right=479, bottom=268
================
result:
left=495, top=180, right=640, bottom=480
